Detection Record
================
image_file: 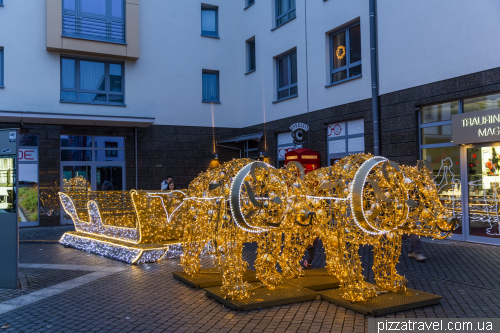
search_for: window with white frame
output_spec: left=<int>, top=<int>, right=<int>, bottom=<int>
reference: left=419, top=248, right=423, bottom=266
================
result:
left=327, top=119, right=364, bottom=164
left=277, top=131, right=294, bottom=168
left=330, top=22, right=361, bottom=84
left=276, top=50, right=297, bottom=101
left=62, top=0, right=125, bottom=43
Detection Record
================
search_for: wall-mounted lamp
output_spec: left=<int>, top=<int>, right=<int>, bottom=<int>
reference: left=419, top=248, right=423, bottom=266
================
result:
left=209, top=153, right=220, bottom=169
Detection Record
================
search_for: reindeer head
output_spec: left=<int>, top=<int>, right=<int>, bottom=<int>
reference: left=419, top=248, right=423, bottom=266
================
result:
left=399, top=162, right=458, bottom=239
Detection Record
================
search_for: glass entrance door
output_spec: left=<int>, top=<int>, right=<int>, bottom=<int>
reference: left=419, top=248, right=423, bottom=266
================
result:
left=61, top=165, right=91, bottom=223
left=466, top=145, right=500, bottom=243
left=96, top=166, right=123, bottom=191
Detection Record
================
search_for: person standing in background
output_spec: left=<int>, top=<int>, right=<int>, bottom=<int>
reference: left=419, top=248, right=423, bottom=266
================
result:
left=168, top=181, right=175, bottom=190
left=161, top=176, right=173, bottom=190
left=408, top=234, right=427, bottom=261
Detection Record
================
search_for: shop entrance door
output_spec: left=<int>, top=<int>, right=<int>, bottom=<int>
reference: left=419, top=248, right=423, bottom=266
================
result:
left=465, top=144, right=500, bottom=245
left=60, top=165, right=91, bottom=224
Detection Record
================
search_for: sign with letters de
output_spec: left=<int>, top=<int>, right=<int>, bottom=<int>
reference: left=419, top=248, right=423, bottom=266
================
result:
left=452, top=107, right=500, bottom=145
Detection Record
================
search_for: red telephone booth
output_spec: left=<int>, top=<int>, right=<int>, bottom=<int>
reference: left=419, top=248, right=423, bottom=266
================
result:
left=284, top=149, right=320, bottom=174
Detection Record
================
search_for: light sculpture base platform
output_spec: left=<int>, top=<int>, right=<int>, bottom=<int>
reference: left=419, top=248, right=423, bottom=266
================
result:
left=205, top=282, right=318, bottom=311
left=319, top=288, right=442, bottom=316
left=284, top=268, right=340, bottom=291
left=173, top=268, right=259, bottom=288
left=60, top=231, right=182, bottom=264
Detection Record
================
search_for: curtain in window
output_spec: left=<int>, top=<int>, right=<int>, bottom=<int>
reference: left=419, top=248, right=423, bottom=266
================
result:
left=203, top=73, right=218, bottom=101
left=0, top=49, right=3, bottom=87
left=80, top=61, right=105, bottom=91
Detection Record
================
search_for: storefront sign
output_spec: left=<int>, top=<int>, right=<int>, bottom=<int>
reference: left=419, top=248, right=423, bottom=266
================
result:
left=452, top=107, right=500, bottom=144
left=19, top=148, right=38, bottom=162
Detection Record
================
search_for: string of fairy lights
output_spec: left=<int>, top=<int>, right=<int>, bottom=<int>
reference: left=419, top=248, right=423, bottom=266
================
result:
left=59, top=153, right=457, bottom=302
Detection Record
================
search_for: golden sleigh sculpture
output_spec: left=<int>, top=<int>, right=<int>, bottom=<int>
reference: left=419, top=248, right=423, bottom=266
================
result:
left=180, top=154, right=458, bottom=303
left=59, top=190, right=187, bottom=264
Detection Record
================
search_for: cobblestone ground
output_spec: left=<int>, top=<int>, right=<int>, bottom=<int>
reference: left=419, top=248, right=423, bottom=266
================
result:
left=0, top=227, right=499, bottom=332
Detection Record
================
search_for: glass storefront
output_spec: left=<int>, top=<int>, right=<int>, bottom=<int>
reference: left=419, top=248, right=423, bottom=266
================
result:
left=420, top=92, right=500, bottom=245
left=18, top=134, right=39, bottom=226
left=60, top=135, right=125, bottom=224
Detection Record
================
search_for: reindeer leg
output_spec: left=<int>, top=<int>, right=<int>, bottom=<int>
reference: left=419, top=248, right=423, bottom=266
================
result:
left=214, top=218, right=250, bottom=300
left=373, top=233, right=407, bottom=292
left=339, top=236, right=378, bottom=302
left=180, top=202, right=212, bottom=275
left=279, top=229, right=311, bottom=279
left=255, top=231, right=283, bottom=289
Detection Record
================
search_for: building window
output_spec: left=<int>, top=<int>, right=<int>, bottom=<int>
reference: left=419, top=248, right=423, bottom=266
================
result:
left=19, top=134, right=39, bottom=226
left=62, top=0, right=125, bottom=43
left=60, top=57, right=124, bottom=105
left=277, top=50, right=297, bottom=100
left=276, top=0, right=296, bottom=27
left=202, top=70, right=219, bottom=102
left=244, top=140, right=259, bottom=159
left=201, top=5, right=218, bottom=37
left=277, top=132, right=294, bottom=168
left=418, top=101, right=461, bottom=234
left=330, top=23, right=361, bottom=84
left=0, top=48, right=3, bottom=87
left=247, top=39, right=256, bottom=72
left=464, top=92, right=500, bottom=113
left=327, top=119, right=364, bottom=165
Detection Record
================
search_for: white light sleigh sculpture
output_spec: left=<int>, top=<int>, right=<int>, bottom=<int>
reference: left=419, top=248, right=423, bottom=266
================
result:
left=59, top=190, right=187, bottom=264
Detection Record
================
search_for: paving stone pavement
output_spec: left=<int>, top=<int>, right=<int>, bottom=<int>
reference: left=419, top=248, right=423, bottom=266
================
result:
left=0, top=227, right=499, bottom=332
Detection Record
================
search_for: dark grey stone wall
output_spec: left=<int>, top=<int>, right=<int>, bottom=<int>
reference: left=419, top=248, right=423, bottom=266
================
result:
left=0, top=123, right=242, bottom=226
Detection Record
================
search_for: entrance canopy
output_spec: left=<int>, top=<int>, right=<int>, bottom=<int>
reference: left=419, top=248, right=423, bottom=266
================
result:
left=0, top=111, right=155, bottom=128
left=218, top=132, right=263, bottom=143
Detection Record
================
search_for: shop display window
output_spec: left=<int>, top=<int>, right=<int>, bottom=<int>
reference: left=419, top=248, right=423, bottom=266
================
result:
left=421, top=101, right=458, bottom=124
left=421, top=146, right=462, bottom=234
left=464, top=93, right=500, bottom=113
left=18, top=134, right=39, bottom=225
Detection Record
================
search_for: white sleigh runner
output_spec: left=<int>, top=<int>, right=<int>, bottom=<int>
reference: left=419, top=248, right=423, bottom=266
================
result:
left=58, top=190, right=188, bottom=264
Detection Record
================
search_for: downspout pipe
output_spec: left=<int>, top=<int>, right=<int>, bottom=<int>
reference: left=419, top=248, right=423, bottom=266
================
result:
left=135, top=126, right=138, bottom=190
left=369, top=0, right=381, bottom=156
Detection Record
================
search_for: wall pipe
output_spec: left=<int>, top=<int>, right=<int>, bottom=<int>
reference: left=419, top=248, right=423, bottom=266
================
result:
left=369, top=0, right=381, bottom=156
left=135, top=126, right=138, bottom=189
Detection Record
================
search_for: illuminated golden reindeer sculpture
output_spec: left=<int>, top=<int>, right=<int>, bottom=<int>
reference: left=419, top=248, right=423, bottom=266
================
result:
left=180, top=159, right=317, bottom=300
left=304, top=154, right=457, bottom=302
left=181, top=154, right=456, bottom=302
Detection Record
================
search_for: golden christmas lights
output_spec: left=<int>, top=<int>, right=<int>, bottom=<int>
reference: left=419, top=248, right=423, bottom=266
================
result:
left=336, top=45, right=346, bottom=60
left=181, top=154, right=456, bottom=302
left=58, top=154, right=456, bottom=303
left=59, top=188, right=186, bottom=263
